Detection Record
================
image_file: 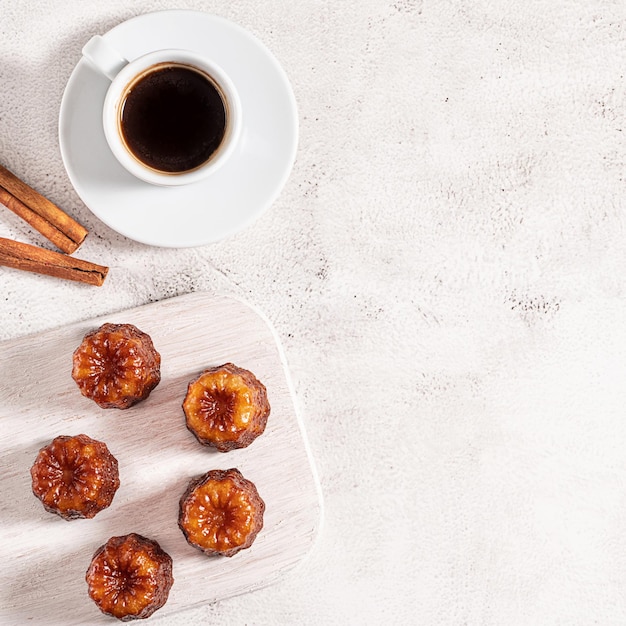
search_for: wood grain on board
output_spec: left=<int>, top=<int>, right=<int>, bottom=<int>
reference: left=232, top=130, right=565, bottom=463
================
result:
left=0, top=292, right=322, bottom=625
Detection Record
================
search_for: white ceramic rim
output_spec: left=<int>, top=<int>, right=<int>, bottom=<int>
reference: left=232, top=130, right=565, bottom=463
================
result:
left=58, top=10, right=299, bottom=247
left=102, top=49, right=242, bottom=187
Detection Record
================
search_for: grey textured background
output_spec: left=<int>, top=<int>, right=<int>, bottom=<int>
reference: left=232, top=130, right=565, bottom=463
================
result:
left=2, top=1, right=626, bottom=624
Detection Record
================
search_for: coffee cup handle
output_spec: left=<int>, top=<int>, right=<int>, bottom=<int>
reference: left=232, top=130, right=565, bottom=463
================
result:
left=82, top=35, right=128, bottom=81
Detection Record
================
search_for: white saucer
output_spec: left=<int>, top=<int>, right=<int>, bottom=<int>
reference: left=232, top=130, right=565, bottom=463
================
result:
left=59, top=11, right=298, bottom=247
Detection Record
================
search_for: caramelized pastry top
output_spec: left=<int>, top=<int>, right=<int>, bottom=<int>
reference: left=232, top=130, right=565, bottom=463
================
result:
left=86, top=533, right=174, bottom=621
left=178, top=468, right=265, bottom=557
left=30, top=434, right=119, bottom=520
left=72, top=323, right=161, bottom=409
left=183, top=363, right=270, bottom=452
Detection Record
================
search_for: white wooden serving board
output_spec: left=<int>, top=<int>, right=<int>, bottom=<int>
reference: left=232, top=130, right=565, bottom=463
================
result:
left=0, top=292, right=322, bottom=624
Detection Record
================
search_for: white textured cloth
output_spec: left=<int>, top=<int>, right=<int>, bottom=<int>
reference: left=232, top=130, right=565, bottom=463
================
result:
left=2, top=0, right=626, bottom=624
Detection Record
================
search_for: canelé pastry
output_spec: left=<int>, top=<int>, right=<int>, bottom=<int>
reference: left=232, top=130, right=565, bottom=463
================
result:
left=30, top=434, right=119, bottom=520
left=86, top=533, right=173, bottom=621
left=72, top=323, right=161, bottom=409
left=182, top=363, right=270, bottom=452
left=178, top=468, right=265, bottom=557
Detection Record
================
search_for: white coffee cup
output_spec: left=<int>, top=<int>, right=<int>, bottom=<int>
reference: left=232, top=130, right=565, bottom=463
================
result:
left=82, top=35, right=241, bottom=186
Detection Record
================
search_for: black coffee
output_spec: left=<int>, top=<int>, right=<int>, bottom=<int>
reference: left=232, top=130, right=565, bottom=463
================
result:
left=120, top=63, right=227, bottom=173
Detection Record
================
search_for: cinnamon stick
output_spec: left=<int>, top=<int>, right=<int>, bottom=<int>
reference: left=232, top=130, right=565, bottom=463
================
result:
left=0, top=164, right=87, bottom=254
left=0, top=237, right=108, bottom=286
